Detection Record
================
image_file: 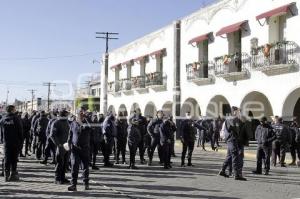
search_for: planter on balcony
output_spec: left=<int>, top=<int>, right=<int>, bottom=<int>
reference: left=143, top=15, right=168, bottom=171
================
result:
left=214, top=53, right=250, bottom=81
left=186, top=62, right=215, bottom=85
left=251, top=41, right=298, bottom=76
left=145, top=72, right=167, bottom=92
left=119, top=79, right=133, bottom=95
left=131, top=76, right=149, bottom=93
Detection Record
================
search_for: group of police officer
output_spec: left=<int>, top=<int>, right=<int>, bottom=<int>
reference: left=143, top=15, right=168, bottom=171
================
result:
left=0, top=104, right=300, bottom=190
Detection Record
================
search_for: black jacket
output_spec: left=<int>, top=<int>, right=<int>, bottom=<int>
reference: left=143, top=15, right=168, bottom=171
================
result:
left=50, top=118, right=70, bottom=146
left=180, top=119, right=196, bottom=142
left=255, top=124, right=276, bottom=147
left=159, top=120, right=173, bottom=145
left=34, top=116, right=49, bottom=141
left=127, top=124, right=141, bottom=145
left=147, top=118, right=163, bottom=138
left=272, top=122, right=290, bottom=144
left=102, top=114, right=117, bottom=140
left=22, top=116, right=31, bottom=137
left=68, top=120, right=92, bottom=150
left=115, top=118, right=128, bottom=141
left=0, top=113, right=23, bottom=148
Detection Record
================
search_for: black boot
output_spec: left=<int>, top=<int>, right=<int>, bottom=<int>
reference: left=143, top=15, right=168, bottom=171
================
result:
left=68, top=184, right=77, bottom=192
left=9, top=171, right=20, bottom=182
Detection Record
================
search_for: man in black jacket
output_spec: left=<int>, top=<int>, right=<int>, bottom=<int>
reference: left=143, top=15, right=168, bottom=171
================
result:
left=289, top=118, right=300, bottom=166
left=90, top=114, right=101, bottom=170
left=102, top=113, right=116, bottom=167
left=160, top=116, right=173, bottom=169
left=50, top=110, right=70, bottom=184
left=21, top=112, right=31, bottom=157
left=115, top=112, right=128, bottom=165
left=68, top=109, right=92, bottom=191
left=147, top=110, right=164, bottom=166
left=0, top=105, right=23, bottom=182
left=127, top=113, right=141, bottom=169
left=180, top=111, right=196, bottom=167
left=253, top=117, right=276, bottom=175
left=33, top=111, right=49, bottom=160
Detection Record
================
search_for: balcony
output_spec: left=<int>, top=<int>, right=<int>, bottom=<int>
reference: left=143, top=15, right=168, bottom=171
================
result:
left=214, top=52, right=250, bottom=81
left=107, top=81, right=121, bottom=97
left=251, top=41, right=298, bottom=75
left=131, top=76, right=148, bottom=93
left=119, top=78, right=133, bottom=95
left=186, top=61, right=214, bottom=85
left=145, top=72, right=167, bottom=92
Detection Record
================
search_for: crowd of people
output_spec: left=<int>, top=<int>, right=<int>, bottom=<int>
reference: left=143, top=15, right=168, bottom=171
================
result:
left=0, top=104, right=299, bottom=191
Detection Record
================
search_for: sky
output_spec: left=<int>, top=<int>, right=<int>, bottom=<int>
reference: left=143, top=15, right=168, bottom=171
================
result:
left=0, top=0, right=215, bottom=103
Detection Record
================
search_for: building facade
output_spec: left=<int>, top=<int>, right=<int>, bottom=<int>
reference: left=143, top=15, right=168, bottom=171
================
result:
left=100, top=0, right=300, bottom=123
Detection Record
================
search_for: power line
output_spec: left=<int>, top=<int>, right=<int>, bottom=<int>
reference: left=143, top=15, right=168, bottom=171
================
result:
left=96, top=32, right=119, bottom=53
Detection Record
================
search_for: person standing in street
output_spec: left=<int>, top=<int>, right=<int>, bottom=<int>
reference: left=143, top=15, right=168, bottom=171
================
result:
left=68, top=109, right=92, bottom=191
left=50, top=110, right=70, bottom=184
left=21, top=112, right=31, bottom=157
left=115, top=112, right=128, bottom=165
left=127, top=113, right=141, bottom=169
left=102, top=112, right=116, bottom=167
left=0, top=105, right=23, bottom=182
left=160, top=116, right=173, bottom=169
left=180, top=111, right=196, bottom=167
left=252, top=117, right=276, bottom=175
left=33, top=111, right=49, bottom=160
left=289, top=118, right=300, bottom=166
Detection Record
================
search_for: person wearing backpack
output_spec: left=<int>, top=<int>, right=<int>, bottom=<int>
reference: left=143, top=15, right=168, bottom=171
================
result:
left=252, top=117, right=276, bottom=175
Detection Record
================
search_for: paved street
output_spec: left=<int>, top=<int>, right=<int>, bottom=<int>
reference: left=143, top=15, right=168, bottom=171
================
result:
left=0, top=144, right=299, bottom=199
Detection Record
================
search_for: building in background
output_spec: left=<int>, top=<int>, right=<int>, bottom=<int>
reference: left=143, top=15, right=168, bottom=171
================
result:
left=75, top=72, right=101, bottom=113
left=101, top=0, right=300, bottom=138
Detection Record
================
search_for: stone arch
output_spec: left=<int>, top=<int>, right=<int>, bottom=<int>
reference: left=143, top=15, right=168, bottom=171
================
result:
left=240, top=91, right=273, bottom=120
left=162, top=101, right=173, bottom=117
left=118, top=104, right=128, bottom=117
left=144, top=102, right=157, bottom=118
left=180, top=98, right=201, bottom=119
left=130, top=103, right=140, bottom=115
left=282, top=87, right=300, bottom=121
left=206, top=95, right=231, bottom=118
left=107, top=105, right=116, bottom=115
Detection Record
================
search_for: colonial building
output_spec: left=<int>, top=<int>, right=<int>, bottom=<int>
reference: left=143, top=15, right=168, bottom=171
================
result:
left=100, top=0, right=300, bottom=124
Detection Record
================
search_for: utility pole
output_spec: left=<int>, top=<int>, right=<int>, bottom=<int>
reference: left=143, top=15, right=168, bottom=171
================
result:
left=43, top=82, right=56, bottom=112
left=27, top=89, right=37, bottom=111
left=5, top=88, right=9, bottom=106
left=96, top=32, right=119, bottom=115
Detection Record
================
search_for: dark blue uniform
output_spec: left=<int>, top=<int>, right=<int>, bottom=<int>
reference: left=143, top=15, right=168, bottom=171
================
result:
left=33, top=115, right=49, bottom=160
left=68, top=119, right=91, bottom=186
left=147, top=118, right=163, bottom=165
left=115, top=117, right=128, bottom=164
left=0, top=113, right=23, bottom=181
left=180, top=119, right=196, bottom=166
left=50, top=117, right=70, bottom=183
left=42, top=118, right=57, bottom=164
left=21, top=114, right=31, bottom=156
left=272, top=122, right=290, bottom=166
left=102, top=114, right=116, bottom=166
left=289, top=122, right=300, bottom=164
left=127, top=119, right=141, bottom=169
left=159, top=120, right=173, bottom=169
left=254, top=124, right=275, bottom=174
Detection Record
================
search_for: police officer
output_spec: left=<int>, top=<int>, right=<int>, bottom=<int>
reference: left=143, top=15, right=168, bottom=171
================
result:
left=102, top=113, right=116, bottom=167
left=31, top=111, right=40, bottom=154
left=289, top=118, right=300, bottom=166
left=0, top=105, right=23, bottom=182
left=21, top=112, right=31, bottom=157
left=68, top=109, right=91, bottom=191
left=50, top=110, right=70, bottom=184
left=133, top=108, right=148, bottom=164
left=159, top=116, right=173, bottom=169
left=272, top=117, right=290, bottom=167
left=180, top=112, right=196, bottom=167
left=90, top=114, right=101, bottom=170
left=40, top=111, right=57, bottom=165
left=115, top=112, right=128, bottom=165
left=168, top=116, right=177, bottom=157
left=33, top=111, right=49, bottom=160
left=195, top=118, right=208, bottom=151
left=147, top=110, right=164, bottom=166
left=252, top=117, right=276, bottom=175
left=127, top=113, right=141, bottom=169
left=218, top=107, right=247, bottom=181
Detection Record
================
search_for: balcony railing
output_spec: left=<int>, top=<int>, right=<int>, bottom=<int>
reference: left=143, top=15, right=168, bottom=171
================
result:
left=251, top=41, right=297, bottom=70
left=186, top=61, right=209, bottom=80
left=145, top=72, right=166, bottom=87
left=118, top=78, right=132, bottom=91
left=131, top=76, right=146, bottom=89
left=214, top=52, right=250, bottom=77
